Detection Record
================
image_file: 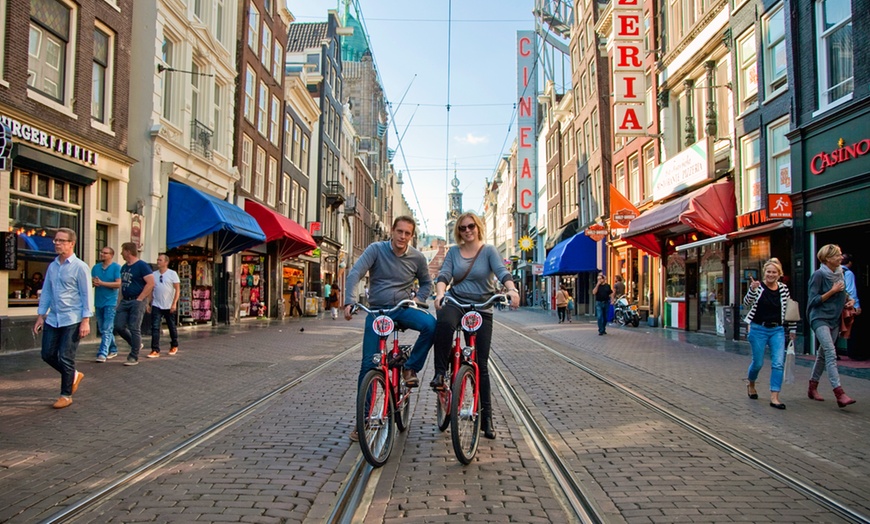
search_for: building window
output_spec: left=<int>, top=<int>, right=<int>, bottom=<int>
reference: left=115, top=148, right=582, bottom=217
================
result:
left=763, top=4, right=787, bottom=96
left=190, top=61, right=201, bottom=122
left=28, top=0, right=73, bottom=104
left=591, top=108, right=599, bottom=151
left=244, top=66, right=255, bottom=123
left=273, top=40, right=283, bottom=81
left=643, top=143, right=655, bottom=200
left=98, top=178, right=109, bottom=212
left=247, top=3, right=259, bottom=55
left=300, top=134, right=309, bottom=174
left=261, top=24, right=271, bottom=69
left=91, top=25, right=114, bottom=124
left=254, top=147, right=265, bottom=199
left=629, top=154, right=640, bottom=203
left=283, top=118, right=292, bottom=160
left=768, top=118, right=791, bottom=194
left=161, top=36, right=175, bottom=121
left=736, top=29, right=758, bottom=112
left=816, top=0, right=852, bottom=109
left=740, top=132, right=762, bottom=213
left=615, top=162, right=626, bottom=195
left=267, top=157, right=277, bottom=206
left=588, top=59, right=596, bottom=94
left=0, top=0, right=7, bottom=79
left=270, top=95, right=280, bottom=145
left=281, top=174, right=291, bottom=214
left=215, top=0, right=224, bottom=44
left=96, top=223, right=109, bottom=260
left=580, top=71, right=587, bottom=105
left=212, top=82, right=223, bottom=153
left=257, top=81, right=268, bottom=136
left=298, top=186, right=307, bottom=224
left=291, top=180, right=299, bottom=219
left=241, top=134, right=252, bottom=192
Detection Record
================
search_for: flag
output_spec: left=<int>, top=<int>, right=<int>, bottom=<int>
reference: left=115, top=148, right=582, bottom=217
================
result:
left=610, top=184, right=640, bottom=229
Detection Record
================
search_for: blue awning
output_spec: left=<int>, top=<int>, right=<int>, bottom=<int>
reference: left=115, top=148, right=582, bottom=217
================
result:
left=167, top=181, right=266, bottom=256
left=543, top=233, right=598, bottom=276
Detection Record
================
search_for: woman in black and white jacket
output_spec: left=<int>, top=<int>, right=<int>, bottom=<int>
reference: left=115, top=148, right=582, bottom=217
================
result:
left=743, top=258, right=796, bottom=409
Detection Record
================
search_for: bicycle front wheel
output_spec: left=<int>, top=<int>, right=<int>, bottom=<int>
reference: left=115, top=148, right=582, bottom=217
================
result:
left=450, top=364, right=480, bottom=465
left=356, top=369, right=395, bottom=468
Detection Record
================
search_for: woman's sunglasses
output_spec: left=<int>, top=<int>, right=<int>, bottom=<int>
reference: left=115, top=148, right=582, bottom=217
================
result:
left=458, top=223, right=476, bottom=232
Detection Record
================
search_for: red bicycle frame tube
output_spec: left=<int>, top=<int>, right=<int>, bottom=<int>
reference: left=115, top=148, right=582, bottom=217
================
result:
left=451, top=331, right=480, bottom=412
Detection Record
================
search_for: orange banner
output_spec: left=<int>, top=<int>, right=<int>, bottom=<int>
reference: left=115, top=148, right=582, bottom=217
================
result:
left=610, top=185, right=640, bottom=229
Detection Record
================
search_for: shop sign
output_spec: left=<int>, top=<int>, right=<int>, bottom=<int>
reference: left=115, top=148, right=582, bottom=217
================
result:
left=768, top=194, right=792, bottom=219
left=308, top=221, right=322, bottom=236
left=0, top=114, right=99, bottom=167
left=516, top=31, right=538, bottom=214
left=0, top=122, right=12, bottom=172
left=1, top=232, right=17, bottom=270
left=652, top=142, right=709, bottom=201
left=130, top=214, right=143, bottom=250
left=532, top=263, right=543, bottom=275
left=737, top=209, right=769, bottom=228
left=585, top=223, right=607, bottom=242
left=611, top=0, right=647, bottom=137
left=810, top=138, right=870, bottom=175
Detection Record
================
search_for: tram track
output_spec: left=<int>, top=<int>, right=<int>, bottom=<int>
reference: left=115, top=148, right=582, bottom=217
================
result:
left=37, top=345, right=359, bottom=524
left=493, top=319, right=870, bottom=524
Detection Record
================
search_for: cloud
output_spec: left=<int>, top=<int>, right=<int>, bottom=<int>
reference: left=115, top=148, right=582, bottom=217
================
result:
left=456, top=133, right=488, bottom=145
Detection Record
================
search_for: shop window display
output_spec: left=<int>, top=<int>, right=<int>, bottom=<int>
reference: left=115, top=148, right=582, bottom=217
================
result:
left=240, top=254, right=266, bottom=318
left=170, top=247, right=214, bottom=323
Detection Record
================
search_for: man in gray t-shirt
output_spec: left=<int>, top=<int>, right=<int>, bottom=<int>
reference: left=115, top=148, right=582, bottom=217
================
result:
left=343, top=216, right=435, bottom=440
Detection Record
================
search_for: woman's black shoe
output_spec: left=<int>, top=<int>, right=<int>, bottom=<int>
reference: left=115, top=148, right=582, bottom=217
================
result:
left=481, top=413, right=496, bottom=439
left=770, top=402, right=786, bottom=410
left=429, top=373, right=446, bottom=391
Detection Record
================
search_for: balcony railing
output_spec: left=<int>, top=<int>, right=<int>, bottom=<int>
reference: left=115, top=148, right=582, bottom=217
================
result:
left=190, top=119, right=213, bottom=159
left=325, top=180, right=346, bottom=208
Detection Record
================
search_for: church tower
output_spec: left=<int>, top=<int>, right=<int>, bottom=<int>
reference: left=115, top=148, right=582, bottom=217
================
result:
left=446, top=169, right=462, bottom=243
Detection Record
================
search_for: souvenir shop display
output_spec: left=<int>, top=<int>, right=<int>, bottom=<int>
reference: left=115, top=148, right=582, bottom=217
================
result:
left=240, top=254, right=266, bottom=318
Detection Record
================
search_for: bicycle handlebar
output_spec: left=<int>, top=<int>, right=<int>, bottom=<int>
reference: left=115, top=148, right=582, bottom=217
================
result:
left=440, top=294, right=508, bottom=310
left=351, top=298, right=429, bottom=316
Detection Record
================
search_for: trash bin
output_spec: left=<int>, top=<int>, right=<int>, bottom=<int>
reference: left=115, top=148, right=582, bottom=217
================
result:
left=723, top=304, right=737, bottom=341
left=304, top=292, right=319, bottom=317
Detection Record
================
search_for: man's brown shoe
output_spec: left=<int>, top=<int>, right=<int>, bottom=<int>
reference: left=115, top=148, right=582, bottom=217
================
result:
left=402, top=369, right=419, bottom=387
left=349, top=429, right=359, bottom=442
left=71, top=371, right=84, bottom=395
left=168, top=347, right=178, bottom=355
left=53, top=396, right=72, bottom=409
left=147, top=351, right=160, bottom=358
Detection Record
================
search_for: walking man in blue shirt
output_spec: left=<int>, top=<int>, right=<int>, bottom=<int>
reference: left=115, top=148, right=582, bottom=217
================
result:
left=33, top=228, right=91, bottom=409
left=115, top=242, right=154, bottom=366
left=92, top=246, right=121, bottom=362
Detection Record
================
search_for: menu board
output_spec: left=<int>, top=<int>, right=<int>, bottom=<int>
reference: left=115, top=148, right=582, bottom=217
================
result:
left=1, top=232, right=16, bottom=271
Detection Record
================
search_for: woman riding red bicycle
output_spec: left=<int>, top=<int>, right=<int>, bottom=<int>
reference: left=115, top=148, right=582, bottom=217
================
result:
left=431, top=212, right=520, bottom=439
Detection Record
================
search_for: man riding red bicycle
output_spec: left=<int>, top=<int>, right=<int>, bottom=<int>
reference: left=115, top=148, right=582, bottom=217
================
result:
left=343, top=216, right=435, bottom=442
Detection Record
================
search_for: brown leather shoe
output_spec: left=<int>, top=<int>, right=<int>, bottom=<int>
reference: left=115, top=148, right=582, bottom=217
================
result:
left=53, top=396, right=72, bottom=409
left=71, top=371, right=84, bottom=395
left=402, top=369, right=419, bottom=387
left=349, top=429, right=359, bottom=442
left=168, top=347, right=178, bottom=355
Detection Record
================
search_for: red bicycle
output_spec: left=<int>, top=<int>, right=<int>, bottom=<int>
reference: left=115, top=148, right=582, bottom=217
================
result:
left=352, top=299, right=422, bottom=467
left=436, top=294, right=507, bottom=464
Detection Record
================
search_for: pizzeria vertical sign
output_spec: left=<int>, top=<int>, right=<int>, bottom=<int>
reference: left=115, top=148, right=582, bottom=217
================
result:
left=611, top=0, right=647, bottom=136
left=516, top=31, right=537, bottom=215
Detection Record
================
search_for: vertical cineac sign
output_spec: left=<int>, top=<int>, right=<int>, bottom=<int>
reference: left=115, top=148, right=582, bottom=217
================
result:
left=516, top=31, right=537, bottom=215
left=611, top=0, right=647, bottom=136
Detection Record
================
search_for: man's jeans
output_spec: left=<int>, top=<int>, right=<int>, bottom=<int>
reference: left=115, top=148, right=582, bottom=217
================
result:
left=747, top=323, right=786, bottom=392
left=95, top=305, right=118, bottom=358
left=151, top=307, right=179, bottom=352
left=358, top=306, right=436, bottom=389
left=596, top=300, right=609, bottom=334
left=115, top=299, right=147, bottom=360
left=41, top=323, right=81, bottom=396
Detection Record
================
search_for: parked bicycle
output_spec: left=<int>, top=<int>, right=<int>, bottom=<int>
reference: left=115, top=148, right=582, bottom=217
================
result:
left=435, top=294, right=507, bottom=464
left=351, top=299, right=423, bottom=467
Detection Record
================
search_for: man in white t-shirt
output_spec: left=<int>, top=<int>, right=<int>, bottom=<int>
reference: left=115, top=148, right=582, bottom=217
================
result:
left=147, top=253, right=180, bottom=357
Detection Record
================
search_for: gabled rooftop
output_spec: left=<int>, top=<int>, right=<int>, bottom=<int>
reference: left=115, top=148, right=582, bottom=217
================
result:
left=287, top=22, right=328, bottom=53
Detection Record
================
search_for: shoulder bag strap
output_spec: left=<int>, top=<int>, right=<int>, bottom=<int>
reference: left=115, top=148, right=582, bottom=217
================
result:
left=452, top=245, right=484, bottom=287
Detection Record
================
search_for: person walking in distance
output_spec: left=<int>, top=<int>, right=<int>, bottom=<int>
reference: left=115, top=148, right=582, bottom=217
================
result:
left=614, top=275, right=626, bottom=298
left=555, top=284, right=570, bottom=323
left=290, top=282, right=303, bottom=317
left=807, top=244, right=857, bottom=407
left=593, top=273, right=613, bottom=335
left=115, top=242, right=154, bottom=366
left=33, top=228, right=91, bottom=409
left=329, top=285, right=341, bottom=320
left=92, top=246, right=121, bottom=362
left=430, top=212, right=520, bottom=439
left=841, top=253, right=861, bottom=358
left=742, top=258, right=796, bottom=409
left=147, top=253, right=180, bottom=358
left=343, top=215, right=435, bottom=441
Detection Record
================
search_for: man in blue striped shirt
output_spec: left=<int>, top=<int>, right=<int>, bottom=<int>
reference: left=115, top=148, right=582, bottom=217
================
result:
left=33, top=228, right=91, bottom=409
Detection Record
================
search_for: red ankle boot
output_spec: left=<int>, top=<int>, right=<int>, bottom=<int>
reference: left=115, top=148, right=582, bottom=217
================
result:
left=834, top=387, right=856, bottom=408
left=808, top=380, right=825, bottom=401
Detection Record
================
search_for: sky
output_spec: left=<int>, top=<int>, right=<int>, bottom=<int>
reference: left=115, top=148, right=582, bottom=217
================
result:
left=286, top=0, right=542, bottom=238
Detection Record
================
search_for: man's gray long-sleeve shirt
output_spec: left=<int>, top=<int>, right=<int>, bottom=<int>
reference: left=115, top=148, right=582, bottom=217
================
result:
left=344, top=241, right=433, bottom=308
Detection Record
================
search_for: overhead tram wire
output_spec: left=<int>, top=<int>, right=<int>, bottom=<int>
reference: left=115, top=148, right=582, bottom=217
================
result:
left=351, top=0, right=431, bottom=234
left=445, top=0, right=453, bottom=224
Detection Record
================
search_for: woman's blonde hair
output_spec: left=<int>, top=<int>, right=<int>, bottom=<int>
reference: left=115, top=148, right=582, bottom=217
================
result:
left=453, top=212, right=485, bottom=244
left=763, top=257, right=783, bottom=277
left=817, top=244, right=841, bottom=264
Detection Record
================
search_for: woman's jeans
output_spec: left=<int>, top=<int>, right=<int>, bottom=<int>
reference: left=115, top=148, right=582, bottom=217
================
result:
left=811, top=324, right=842, bottom=388
left=41, top=322, right=81, bottom=396
left=595, top=300, right=609, bottom=334
left=747, top=323, right=786, bottom=392
left=94, top=305, right=117, bottom=358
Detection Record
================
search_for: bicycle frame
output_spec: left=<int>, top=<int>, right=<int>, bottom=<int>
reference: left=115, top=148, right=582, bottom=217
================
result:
left=448, top=313, right=481, bottom=412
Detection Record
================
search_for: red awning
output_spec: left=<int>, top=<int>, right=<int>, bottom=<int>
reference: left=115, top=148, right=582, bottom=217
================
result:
left=244, top=200, right=317, bottom=259
left=622, top=179, right=736, bottom=256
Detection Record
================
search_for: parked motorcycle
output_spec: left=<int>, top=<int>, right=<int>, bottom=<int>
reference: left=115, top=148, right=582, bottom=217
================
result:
left=614, top=295, right=640, bottom=327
